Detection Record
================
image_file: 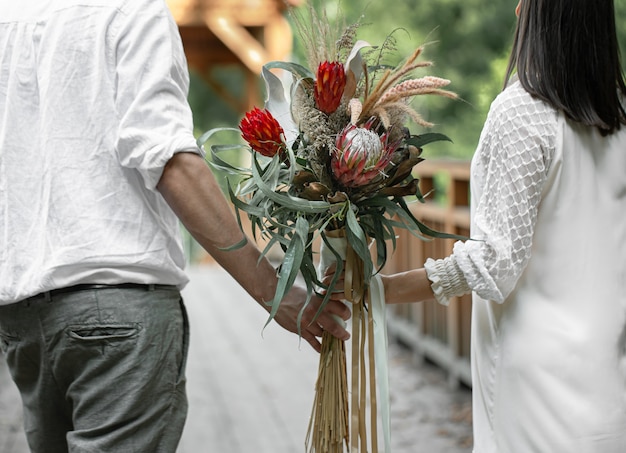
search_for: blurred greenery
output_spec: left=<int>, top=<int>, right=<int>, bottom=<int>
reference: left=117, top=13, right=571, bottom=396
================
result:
left=188, top=0, right=626, bottom=160
left=187, top=68, right=242, bottom=137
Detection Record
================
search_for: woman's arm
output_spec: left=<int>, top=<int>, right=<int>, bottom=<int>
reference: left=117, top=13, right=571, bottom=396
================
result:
left=381, top=268, right=436, bottom=304
left=324, top=265, right=437, bottom=305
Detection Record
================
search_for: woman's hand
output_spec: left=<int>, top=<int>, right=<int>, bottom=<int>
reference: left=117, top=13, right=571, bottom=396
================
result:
left=322, top=262, right=436, bottom=306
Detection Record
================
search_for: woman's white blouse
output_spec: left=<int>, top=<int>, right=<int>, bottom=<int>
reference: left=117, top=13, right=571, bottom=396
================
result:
left=425, top=81, right=558, bottom=304
left=427, top=81, right=626, bottom=452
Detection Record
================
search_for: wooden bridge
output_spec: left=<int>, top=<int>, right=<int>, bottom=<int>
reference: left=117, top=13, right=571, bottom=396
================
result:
left=0, top=266, right=473, bottom=453
left=0, top=3, right=474, bottom=452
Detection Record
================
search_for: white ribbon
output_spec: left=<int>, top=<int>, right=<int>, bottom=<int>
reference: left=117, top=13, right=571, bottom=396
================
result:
left=370, top=274, right=391, bottom=452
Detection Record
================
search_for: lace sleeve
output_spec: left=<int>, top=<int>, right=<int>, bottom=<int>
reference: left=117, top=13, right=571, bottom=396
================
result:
left=425, top=82, right=558, bottom=304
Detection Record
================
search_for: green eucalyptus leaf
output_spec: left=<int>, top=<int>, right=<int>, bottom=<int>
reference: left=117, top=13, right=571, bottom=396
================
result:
left=311, top=233, right=346, bottom=320
left=261, top=153, right=284, bottom=189
left=367, top=216, right=389, bottom=270
left=397, top=198, right=468, bottom=240
left=196, top=126, right=240, bottom=150
left=228, top=186, right=266, bottom=218
left=230, top=195, right=245, bottom=231
left=294, top=216, right=311, bottom=243
left=406, top=133, right=452, bottom=148
left=300, top=249, right=323, bottom=288
left=381, top=217, right=398, bottom=245
left=345, top=208, right=373, bottom=280
left=251, top=157, right=331, bottom=214
left=238, top=178, right=261, bottom=197
left=295, top=242, right=323, bottom=331
left=209, top=147, right=251, bottom=174
left=251, top=153, right=282, bottom=191
left=259, top=236, right=281, bottom=265
left=209, top=143, right=248, bottom=153
left=217, top=236, right=248, bottom=252
left=295, top=156, right=309, bottom=168
left=264, top=224, right=306, bottom=329
left=384, top=204, right=432, bottom=241
left=295, top=273, right=315, bottom=337
left=264, top=60, right=315, bottom=79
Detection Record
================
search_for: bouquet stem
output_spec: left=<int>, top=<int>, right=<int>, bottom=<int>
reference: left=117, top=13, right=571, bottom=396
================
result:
left=350, top=290, right=379, bottom=453
left=307, top=233, right=382, bottom=452
left=306, top=332, right=349, bottom=452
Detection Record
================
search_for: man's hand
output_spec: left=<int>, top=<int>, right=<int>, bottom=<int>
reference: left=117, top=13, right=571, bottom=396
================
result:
left=271, top=285, right=351, bottom=352
left=158, top=152, right=351, bottom=352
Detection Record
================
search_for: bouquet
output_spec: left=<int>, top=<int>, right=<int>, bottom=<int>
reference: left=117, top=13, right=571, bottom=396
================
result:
left=198, top=5, right=459, bottom=452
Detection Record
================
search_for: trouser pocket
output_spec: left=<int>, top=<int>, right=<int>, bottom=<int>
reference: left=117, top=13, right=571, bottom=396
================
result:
left=0, top=332, right=19, bottom=354
left=67, top=324, right=139, bottom=342
left=177, top=299, right=190, bottom=384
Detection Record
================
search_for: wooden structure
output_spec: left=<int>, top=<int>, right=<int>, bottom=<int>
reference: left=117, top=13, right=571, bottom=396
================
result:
left=166, top=0, right=302, bottom=112
left=383, top=160, right=472, bottom=387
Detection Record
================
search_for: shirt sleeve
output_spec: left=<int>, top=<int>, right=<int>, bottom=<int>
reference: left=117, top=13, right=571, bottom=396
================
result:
left=111, top=0, right=201, bottom=190
left=425, top=83, right=558, bottom=305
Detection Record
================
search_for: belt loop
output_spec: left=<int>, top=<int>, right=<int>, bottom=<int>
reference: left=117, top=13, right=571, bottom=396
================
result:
left=147, top=284, right=156, bottom=291
left=44, top=291, right=52, bottom=303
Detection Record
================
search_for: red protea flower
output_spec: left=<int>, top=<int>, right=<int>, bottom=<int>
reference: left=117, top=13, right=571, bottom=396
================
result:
left=331, top=120, right=399, bottom=188
left=314, top=61, right=347, bottom=114
left=239, top=107, right=286, bottom=158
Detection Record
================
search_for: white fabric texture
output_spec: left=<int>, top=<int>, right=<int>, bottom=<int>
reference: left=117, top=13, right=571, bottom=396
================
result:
left=425, top=81, right=558, bottom=305
left=428, top=81, right=626, bottom=451
left=424, top=255, right=471, bottom=306
left=0, top=0, right=200, bottom=304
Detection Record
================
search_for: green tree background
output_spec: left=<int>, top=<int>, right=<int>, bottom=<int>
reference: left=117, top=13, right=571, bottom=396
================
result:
left=189, top=0, right=626, bottom=160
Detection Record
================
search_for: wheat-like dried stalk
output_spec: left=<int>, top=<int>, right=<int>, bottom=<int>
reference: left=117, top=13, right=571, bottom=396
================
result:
left=372, top=102, right=433, bottom=128
left=362, top=68, right=392, bottom=108
left=376, top=76, right=452, bottom=105
left=348, top=98, right=363, bottom=125
left=373, top=87, right=458, bottom=128
left=372, top=106, right=392, bottom=129
left=290, top=4, right=340, bottom=69
left=360, top=47, right=432, bottom=118
left=306, top=333, right=349, bottom=453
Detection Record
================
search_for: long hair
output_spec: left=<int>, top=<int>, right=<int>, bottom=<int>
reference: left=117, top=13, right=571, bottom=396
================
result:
left=504, top=0, right=626, bottom=135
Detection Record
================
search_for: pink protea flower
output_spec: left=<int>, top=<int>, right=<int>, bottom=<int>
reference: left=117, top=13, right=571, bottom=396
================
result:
left=331, top=120, right=399, bottom=188
left=314, top=61, right=346, bottom=114
left=239, top=107, right=286, bottom=158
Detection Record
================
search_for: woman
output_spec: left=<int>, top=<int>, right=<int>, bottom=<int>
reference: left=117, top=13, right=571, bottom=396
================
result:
left=332, top=0, right=626, bottom=451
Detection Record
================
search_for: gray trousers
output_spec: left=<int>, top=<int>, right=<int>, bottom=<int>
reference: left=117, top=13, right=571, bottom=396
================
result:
left=0, top=286, right=189, bottom=453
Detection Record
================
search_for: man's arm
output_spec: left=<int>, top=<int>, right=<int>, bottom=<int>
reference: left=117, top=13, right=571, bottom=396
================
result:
left=157, top=152, right=350, bottom=352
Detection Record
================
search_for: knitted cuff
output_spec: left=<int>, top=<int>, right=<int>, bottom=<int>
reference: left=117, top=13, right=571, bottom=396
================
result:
left=424, top=256, right=472, bottom=306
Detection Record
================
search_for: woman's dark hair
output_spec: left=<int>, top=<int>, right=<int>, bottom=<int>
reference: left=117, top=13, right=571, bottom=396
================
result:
left=505, top=0, right=626, bottom=135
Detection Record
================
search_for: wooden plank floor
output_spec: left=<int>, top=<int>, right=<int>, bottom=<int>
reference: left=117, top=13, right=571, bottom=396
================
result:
left=0, top=265, right=472, bottom=453
left=177, top=266, right=321, bottom=453
left=0, top=358, right=27, bottom=453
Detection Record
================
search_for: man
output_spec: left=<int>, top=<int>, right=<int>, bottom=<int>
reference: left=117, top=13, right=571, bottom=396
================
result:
left=0, top=0, right=350, bottom=451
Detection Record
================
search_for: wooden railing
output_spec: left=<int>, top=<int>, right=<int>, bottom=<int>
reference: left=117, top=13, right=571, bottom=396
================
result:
left=382, top=160, right=472, bottom=388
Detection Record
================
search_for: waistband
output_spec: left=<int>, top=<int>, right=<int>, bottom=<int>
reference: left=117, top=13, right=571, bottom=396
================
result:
left=37, top=283, right=178, bottom=302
